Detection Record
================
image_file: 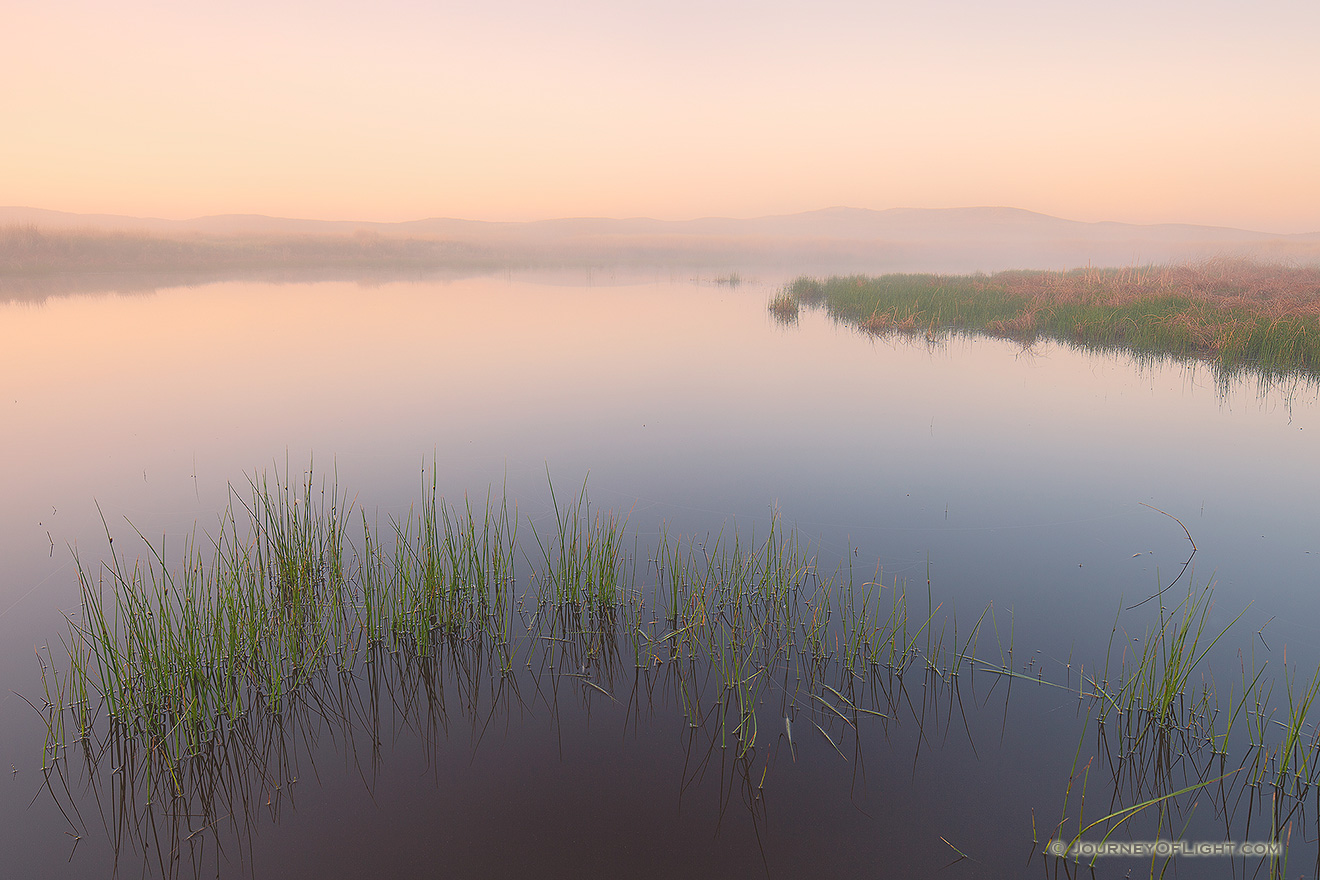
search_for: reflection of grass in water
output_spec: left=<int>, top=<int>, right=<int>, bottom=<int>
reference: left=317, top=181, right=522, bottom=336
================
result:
left=773, top=260, right=1320, bottom=383
left=767, top=291, right=799, bottom=323
left=35, top=464, right=969, bottom=875
left=46, top=627, right=935, bottom=879
left=45, top=465, right=969, bottom=770
left=33, top=466, right=1320, bottom=874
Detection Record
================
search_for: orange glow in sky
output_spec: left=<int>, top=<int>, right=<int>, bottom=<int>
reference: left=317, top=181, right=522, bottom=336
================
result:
left=3, top=1, right=1318, bottom=232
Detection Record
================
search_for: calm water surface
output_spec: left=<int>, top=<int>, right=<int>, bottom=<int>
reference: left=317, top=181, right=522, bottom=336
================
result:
left=2, top=271, right=1318, bottom=877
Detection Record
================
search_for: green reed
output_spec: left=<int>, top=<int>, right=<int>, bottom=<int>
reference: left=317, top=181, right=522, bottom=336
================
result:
left=66, top=467, right=353, bottom=754
left=1043, top=575, right=1320, bottom=876
left=532, top=475, right=629, bottom=612
left=362, top=477, right=518, bottom=656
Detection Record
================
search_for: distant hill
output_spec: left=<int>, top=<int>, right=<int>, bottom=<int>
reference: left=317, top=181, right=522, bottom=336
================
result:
left=5, top=203, right=1316, bottom=241
left=2, top=205, right=1318, bottom=278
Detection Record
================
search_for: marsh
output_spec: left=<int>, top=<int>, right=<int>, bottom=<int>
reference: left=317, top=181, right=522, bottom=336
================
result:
left=3, top=269, right=1320, bottom=878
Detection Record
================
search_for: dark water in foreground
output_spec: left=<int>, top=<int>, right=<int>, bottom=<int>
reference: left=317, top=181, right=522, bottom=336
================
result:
left=2, top=270, right=1319, bottom=877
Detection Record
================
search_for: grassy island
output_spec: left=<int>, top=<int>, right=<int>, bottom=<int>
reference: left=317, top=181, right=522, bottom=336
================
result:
left=771, top=261, right=1320, bottom=379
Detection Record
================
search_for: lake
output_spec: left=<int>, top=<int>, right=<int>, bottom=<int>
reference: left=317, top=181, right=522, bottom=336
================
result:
left=2, top=269, right=1318, bottom=878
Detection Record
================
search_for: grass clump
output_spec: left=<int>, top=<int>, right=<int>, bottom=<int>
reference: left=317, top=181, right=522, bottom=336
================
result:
left=773, top=260, right=1320, bottom=381
left=44, top=466, right=953, bottom=768
left=767, top=291, right=799, bottom=323
left=68, top=467, right=354, bottom=748
left=56, top=464, right=529, bottom=765
left=1043, top=570, right=1320, bottom=873
left=532, top=476, right=628, bottom=611
left=361, top=481, right=518, bottom=654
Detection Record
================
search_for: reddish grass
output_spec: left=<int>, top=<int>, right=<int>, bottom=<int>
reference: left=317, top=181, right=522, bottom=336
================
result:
left=780, top=259, right=1320, bottom=379
left=984, top=259, right=1320, bottom=322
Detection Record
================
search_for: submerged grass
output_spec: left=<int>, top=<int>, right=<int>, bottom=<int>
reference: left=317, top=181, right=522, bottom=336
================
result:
left=44, top=466, right=960, bottom=770
left=67, top=468, right=354, bottom=751
left=774, top=260, right=1320, bottom=381
left=35, top=464, right=1320, bottom=876
left=363, top=475, right=518, bottom=657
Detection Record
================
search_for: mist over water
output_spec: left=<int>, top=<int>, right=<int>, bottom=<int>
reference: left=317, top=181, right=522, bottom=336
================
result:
left=5, top=205, right=1318, bottom=307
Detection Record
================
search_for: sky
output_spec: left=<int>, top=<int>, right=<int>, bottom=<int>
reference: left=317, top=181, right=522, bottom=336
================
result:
left=3, top=0, right=1319, bottom=232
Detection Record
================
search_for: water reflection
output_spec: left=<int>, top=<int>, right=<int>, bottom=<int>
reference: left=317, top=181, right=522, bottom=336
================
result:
left=29, top=470, right=1319, bottom=879
left=42, top=594, right=1317, bottom=878
left=33, top=469, right=1012, bottom=877
left=40, top=618, right=1000, bottom=877
left=5, top=270, right=1320, bottom=878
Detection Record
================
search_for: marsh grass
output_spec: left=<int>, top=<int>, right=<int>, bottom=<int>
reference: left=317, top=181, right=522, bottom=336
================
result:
left=363, top=476, right=518, bottom=658
left=44, top=466, right=962, bottom=770
left=35, top=468, right=972, bottom=877
left=775, top=260, right=1320, bottom=381
left=1040, top=575, right=1320, bottom=876
left=34, top=465, right=1320, bottom=876
left=532, top=476, right=628, bottom=611
left=767, top=291, right=800, bottom=323
left=63, top=467, right=354, bottom=763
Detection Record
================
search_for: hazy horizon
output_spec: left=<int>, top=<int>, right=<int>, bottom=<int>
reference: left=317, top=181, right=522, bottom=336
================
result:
left=6, top=203, right=1318, bottom=291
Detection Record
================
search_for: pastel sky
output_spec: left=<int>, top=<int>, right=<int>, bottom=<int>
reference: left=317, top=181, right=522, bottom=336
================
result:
left=4, top=0, right=1318, bottom=232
